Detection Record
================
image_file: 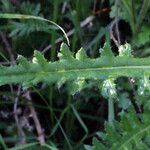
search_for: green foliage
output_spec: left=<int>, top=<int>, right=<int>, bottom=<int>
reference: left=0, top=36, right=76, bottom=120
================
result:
left=118, top=92, right=131, bottom=110
left=89, top=108, right=150, bottom=150
left=0, top=43, right=150, bottom=89
left=110, top=0, right=150, bottom=48
left=132, top=25, right=150, bottom=47
left=0, top=0, right=15, bottom=13
left=8, top=2, right=54, bottom=37
left=0, top=1, right=55, bottom=37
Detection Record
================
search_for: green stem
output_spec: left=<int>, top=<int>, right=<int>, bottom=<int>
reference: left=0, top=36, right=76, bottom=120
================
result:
left=108, top=98, right=114, bottom=126
left=63, top=95, right=73, bottom=149
left=131, top=0, right=137, bottom=34
left=49, top=0, right=59, bottom=127
left=51, top=0, right=59, bottom=61
left=72, top=0, right=80, bottom=51
left=49, top=86, right=54, bottom=126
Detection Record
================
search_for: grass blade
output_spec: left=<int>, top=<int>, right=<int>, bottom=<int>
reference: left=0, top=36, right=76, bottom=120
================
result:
left=0, top=134, right=8, bottom=150
left=9, top=142, right=38, bottom=150
left=0, top=13, right=70, bottom=46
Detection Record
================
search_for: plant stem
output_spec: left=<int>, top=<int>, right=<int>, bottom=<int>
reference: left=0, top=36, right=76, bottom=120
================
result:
left=49, top=86, right=54, bottom=126
left=63, top=95, right=73, bottom=149
left=49, top=0, right=59, bottom=127
left=131, top=0, right=137, bottom=35
left=108, top=98, right=114, bottom=126
left=71, top=0, right=80, bottom=52
left=51, top=0, right=59, bottom=61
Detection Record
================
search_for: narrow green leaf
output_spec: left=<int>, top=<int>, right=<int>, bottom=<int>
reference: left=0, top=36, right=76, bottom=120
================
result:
left=71, top=104, right=88, bottom=134
left=9, top=142, right=38, bottom=150
left=0, top=13, right=70, bottom=46
left=0, top=134, right=8, bottom=150
left=43, top=144, right=58, bottom=150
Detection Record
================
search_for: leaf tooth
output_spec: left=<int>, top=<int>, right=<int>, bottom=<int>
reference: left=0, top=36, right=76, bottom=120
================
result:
left=100, top=42, right=114, bottom=57
left=75, top=47, right=88, bottom=60
left=17, top=55, right=30, bottom=69
left=58, top=43, right=74, bottom=60
left=33, top=50, right=47, bottom=67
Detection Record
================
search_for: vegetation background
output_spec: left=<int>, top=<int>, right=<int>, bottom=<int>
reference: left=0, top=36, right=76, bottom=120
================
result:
left=0, top=0, right=150, bottom=149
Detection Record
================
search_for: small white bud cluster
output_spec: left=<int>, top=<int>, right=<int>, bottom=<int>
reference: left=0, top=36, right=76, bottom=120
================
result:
left=119, top=43, right=132, bottom=57
left=102, top=78, right=117, bottom=99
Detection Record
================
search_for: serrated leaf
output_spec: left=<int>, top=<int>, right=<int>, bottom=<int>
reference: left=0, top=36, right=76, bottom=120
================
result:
left=100, top=42, right=114, bottom=58
left=58, top=43, right=73, bottom=60
left=90, top=109, right=150, bottom=150
left=0, top=43, right=150, bottom=89
left=75, top=47, right=88, bottom=60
